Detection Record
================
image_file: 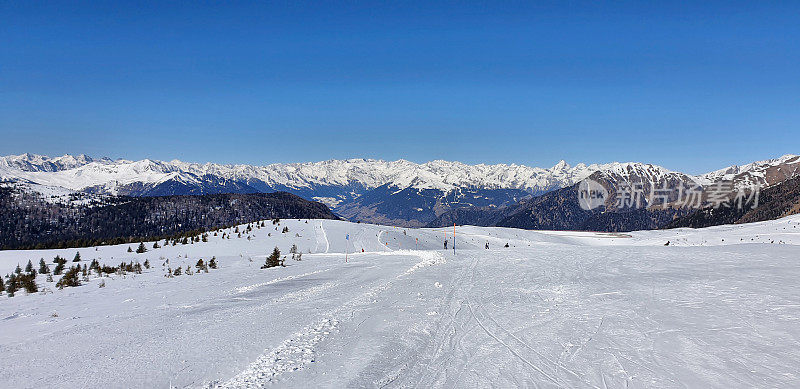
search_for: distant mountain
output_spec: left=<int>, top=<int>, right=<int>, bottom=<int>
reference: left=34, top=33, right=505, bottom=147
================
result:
left=2, top=153, right=798, bottom=228
left=666, top=175, right=800, bottom=229
left=0, top=154, right=652, bottom=226
left=429, top=155, right=800, bottom=231
left=0, top=183, right=338, bottom=250
left=429, top=170, right=693, bottom=231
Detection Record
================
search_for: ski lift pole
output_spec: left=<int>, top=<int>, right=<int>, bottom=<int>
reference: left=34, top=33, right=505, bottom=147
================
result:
left=453, top=223, right=456, bottom=255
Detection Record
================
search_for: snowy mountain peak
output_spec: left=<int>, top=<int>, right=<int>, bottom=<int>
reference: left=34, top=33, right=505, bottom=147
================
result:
left=2, top=153, right=797, bottom=199
left=552, top=160, right=570, bottom=171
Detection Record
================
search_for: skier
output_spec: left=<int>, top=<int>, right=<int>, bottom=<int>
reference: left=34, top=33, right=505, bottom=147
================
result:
left=444, top=239, right=448, bottom=250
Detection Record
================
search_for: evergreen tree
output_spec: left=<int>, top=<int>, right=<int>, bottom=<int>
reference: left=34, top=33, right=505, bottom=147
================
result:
left=136, top=242, right=147, bottom=254
left=19, top=274, right=37, bottom=293
left=173, top=267, right=182, bottom=276
left=143, top=259, right=150, bottom=269
left=262, top=247, right=281, bottom=269
left=73, top=251, right=81, bottom=262
left=25, top=259, right=33, bottom=273
left=53, top=262, right=65, bottom=275
left=39, top=258, right=50, bottom=274
left=56, top=267, right=81, bottom=289
left=14, top=264, right=22, bottom=274
left=0, top=276, right=4, bottom=293
left=209, top=257, right=218, bottom=269
left=6, top=275, right=17, bottom=297
left=196, top=259, right=205, bottom=269
left=127, top=246, right=133, bottom=253
left=153, top=241, right=160, bottom=249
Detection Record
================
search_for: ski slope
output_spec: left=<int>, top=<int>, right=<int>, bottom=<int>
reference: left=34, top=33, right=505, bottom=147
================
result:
left=1, top=216, right=800, bottom=388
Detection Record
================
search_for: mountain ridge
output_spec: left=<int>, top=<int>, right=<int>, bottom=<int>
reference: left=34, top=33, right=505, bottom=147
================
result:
left=2, top=153, right=798, bottom=227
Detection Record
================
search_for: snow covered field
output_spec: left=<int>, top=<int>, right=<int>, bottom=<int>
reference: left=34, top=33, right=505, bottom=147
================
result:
left=2, top=216, right=800, bottom=388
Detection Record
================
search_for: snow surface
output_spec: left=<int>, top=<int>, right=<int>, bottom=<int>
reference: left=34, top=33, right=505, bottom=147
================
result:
left=2, top=216, right=800, bottom=388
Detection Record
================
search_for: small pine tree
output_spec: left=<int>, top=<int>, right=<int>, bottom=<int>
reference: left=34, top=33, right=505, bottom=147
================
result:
left=56, top=267, right=81, bottom=289
left=73, top=252, right=81, bottom=262
left=53, top=262, right=65, bottom=275
left=19, top=274, right=37, bottom=293
left=14, top=264, right=22, bottom=274
left=153, top=241, right=160, bottom=249
left=196, top=259, right=205, bottom=269
left=46, top=273, right=54, bottom=282
left=25, top=260, right=34, bottom=273
left=290, top=244, right=298, bottom=254
left=143, top=259, right=150, bottom=269
left=0, top=276, right=4, bottom=293
left=173, top=267, right=182, bottom=276
left=127, top=246, right=133, bottom=253
left=136, top=242, right=147, bottom=254
left=262, top=247, right=281, bottom=269
left=6, top=275, right=17, bottom=297
left=282, top=226, right=289, bottom=233
left=39, top=258, right=50, bottom=274
left=209, top=257, right=217, bottom=269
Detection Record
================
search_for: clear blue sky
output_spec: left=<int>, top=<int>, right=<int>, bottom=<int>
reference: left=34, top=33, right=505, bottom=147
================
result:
left=1, top=1, right=798, bottom=174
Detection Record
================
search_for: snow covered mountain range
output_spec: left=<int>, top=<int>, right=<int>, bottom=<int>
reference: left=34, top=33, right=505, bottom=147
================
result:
left=2, top=153, right=799, bottom=226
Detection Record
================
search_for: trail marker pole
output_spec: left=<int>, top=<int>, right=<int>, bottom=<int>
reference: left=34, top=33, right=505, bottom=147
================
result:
left=453, top=223, right=456, bottom=255
left=345, top=233, right=349, bottom=263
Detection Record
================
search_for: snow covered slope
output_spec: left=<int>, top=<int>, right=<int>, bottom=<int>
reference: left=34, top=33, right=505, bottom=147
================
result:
left=1, top=216, right=800, bottom=387
left=699, top=154, right=800, bottom=189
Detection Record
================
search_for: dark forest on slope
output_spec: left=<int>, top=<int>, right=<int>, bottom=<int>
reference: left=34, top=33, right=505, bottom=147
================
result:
left=0, top=185, right=338, bottom=250
left=666, top=176, right=800, bottom=229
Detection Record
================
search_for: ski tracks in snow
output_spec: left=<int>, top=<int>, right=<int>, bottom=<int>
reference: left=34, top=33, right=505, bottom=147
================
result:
left=230, top=269, right=331, bottom=295
left=209, top=318, right=340, bottom=388
left=209, top=250, right=446, bottom=388
left=314, top=221, right=329, bottom=254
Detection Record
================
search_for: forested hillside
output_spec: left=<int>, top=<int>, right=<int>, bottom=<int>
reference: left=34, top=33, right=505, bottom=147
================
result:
left=666, top=176, right=800, bottom=229
left=0, top=184, right=338, bottom=250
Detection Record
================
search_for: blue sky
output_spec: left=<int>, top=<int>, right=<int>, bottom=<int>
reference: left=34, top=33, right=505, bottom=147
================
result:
left=1, top=1, right=798, bottom=174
